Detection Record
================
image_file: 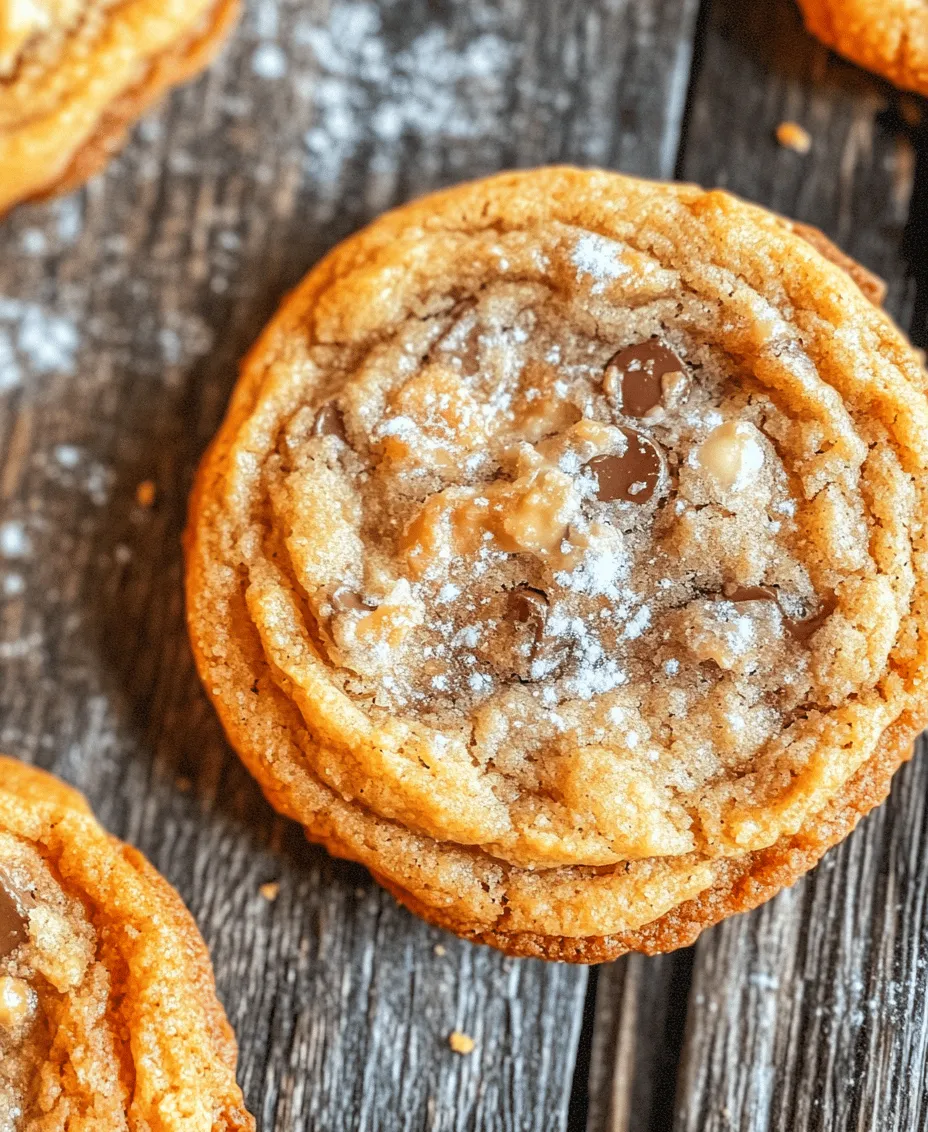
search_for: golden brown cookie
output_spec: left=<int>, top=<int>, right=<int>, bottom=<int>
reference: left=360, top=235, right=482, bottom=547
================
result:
left=0, top=0, right=240, bottom=215
left=185, top=166, right=928, bottom=963
left=797, top=0, right=928, bottom=95
left=0, top=755, right=254, bottom=1130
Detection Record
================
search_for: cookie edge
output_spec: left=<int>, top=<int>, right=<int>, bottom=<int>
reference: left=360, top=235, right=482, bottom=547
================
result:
left=798, top=0, right=928, bottom=97
left=2, top=0, right=240, bottom=216
left=0, top=755, right=255, bottom=1130
left=372, top=705, right=925, bottom=961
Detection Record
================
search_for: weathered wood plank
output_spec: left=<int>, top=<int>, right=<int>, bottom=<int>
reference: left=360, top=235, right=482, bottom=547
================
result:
left=585, top=953, right=692, bottom=1132
left=0, top=0, right=702, bottom=1127
left=669, top=0, right=928, bottom=1128
left=675, top=744, right=928, bottom=1132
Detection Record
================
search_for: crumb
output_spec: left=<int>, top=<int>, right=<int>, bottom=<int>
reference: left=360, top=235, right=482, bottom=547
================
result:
left=135, top=480, right=156, bottom=508
left=448, top=1031, right=475, bottom=1055
left=259, top=881, right=280, bottom=902
left=434, top=944, right=447, bottom=957
left=776, top=122, right=812, bottom=154
left=175, top=776, right=192, bottom=793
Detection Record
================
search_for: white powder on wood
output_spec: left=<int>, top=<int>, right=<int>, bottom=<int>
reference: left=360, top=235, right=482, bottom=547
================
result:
left=0, top=522, right=30, bottom=558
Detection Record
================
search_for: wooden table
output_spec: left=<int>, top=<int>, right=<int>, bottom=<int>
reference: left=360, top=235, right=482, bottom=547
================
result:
left=1, top=0, right=926, bottom=1128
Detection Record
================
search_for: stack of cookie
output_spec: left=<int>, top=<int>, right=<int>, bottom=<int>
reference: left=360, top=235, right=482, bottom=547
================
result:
left=185, top=167, right=928, bottom=961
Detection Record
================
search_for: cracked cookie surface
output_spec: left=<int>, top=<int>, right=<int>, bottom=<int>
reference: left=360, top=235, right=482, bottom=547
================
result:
left=0, top=756, right=254, bottom=1131
left=0, top=0, right=239, bottom=214
left=186, top=166, right=928, bottom=960
left=797, top=0, right=928, bottom=95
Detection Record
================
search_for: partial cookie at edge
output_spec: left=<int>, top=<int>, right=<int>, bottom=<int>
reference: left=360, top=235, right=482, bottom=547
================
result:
left=0, top=756, right=254, bottom=1130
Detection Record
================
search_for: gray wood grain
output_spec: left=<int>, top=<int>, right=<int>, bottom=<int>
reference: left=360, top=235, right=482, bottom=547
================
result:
left=668, top=1, right=928, bottom=1129
left=674, top=742, right=928, bottom=1132
left=0, top=0, right=701, bottom=1128
left=585, top=954, right=692, bottom=1132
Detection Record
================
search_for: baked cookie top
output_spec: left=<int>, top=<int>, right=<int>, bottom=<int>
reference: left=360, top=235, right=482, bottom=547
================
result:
left=186, top=167, right=928, bottom=949
left=0, top=0, right=238, bottom=213
left=798, top=0, right=928, bottom=95
left=0, top=756, right=254, bottom=1131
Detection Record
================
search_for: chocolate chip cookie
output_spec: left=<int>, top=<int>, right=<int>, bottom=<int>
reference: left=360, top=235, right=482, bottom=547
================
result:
left=185, top=166, right=928, bottom=961
left=0, top=755, right=253, bottom=1129
left=798, top=0, right=928, bottom=95
left=0, top=0, right=239, bottom=215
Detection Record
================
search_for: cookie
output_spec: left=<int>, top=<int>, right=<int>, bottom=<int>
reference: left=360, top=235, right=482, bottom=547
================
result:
left=185, top=167, right=928, bottom=962
left=797, top=0, right=928, bottom=95
left=0, top=756, right=254, bottom=1129
left=0, top=0, right=239, bottom=215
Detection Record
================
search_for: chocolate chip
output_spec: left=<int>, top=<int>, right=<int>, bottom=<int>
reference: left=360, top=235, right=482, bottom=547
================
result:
left=0, top=868, right=31, bottom=961
left=312, top=402, right=347, bottom=441
left=723, top=584, right=779, bottom=604
left=721, top=584, right=834, bottom=643
left=510, top=586, right=549, bottom=645
left=504, top=586, right=567, bottom=679
left=588, top=429, right=664, bottom=504
left=330, top=587, right=368, bottom=613
left=785, top=597, right=836, bottom=643
left=604, top=340, right=688, bottom=418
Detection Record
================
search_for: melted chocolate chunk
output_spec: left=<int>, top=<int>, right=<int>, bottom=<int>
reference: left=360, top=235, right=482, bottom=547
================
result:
left=605, top=340, right=688, bottom=417
left=503, top=586, right=566, bottom=680
left=721, top=584, right=835, bottom=643
left=786, top=597, right=836, bottom=643
left=588, top=429, right=664, bottom=504
left=312, top=402, right=347, bottom=441
left=0, top=867, right=31, bottom=961
left=723, top=584, right=779, bottom=604
left=510, top=586, right=549, bottom=645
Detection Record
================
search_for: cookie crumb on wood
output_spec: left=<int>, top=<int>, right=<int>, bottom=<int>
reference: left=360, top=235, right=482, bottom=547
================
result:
left=135, top=480, right=156, bottom=508
left=433, top=944, right=446, bottom=956
left=448, top=1031, right=475, bottom=1055
left=776, top=121, right=812, bottom=154
left=259, top=881, right=280, bottom=902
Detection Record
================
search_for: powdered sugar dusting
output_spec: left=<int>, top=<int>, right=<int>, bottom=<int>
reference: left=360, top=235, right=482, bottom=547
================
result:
left=252, top=41, right=288, bottom=79
left=298, top=1, right=516, bottom=195
left=571, top=233, right=631, bottom=293
left=622, top=606, right=651, bottom=641
left=0, top=522, right=30, bottom=559
left=0, top=299, right=79, bottom=388
left=1, top=573, right=24, bottom=597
